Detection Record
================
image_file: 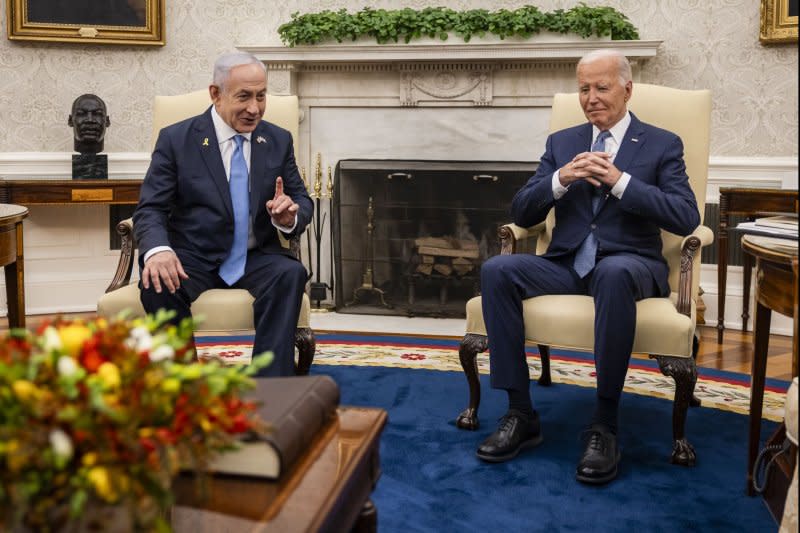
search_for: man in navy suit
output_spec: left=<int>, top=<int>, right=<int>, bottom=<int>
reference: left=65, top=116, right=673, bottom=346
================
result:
left=133, top=51, right=313, bottom=377
left=475, top=49, right=700, bottom=484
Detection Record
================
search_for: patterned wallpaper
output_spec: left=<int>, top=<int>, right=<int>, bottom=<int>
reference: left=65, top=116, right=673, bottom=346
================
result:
left=0, top=0, right=796, bottom=156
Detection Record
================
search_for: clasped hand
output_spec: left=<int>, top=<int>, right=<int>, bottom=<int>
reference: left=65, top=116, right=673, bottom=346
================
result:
left=266, top=176, right=299, bottom=228
left=559, top=151, right=622, bottom=189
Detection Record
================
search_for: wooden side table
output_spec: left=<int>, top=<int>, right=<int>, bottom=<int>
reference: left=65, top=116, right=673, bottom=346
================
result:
left=742, top=234, right=798, bottom=495
left=717, top=188, right=798, bottom=344
left=0, top=204, right=29, bottom=328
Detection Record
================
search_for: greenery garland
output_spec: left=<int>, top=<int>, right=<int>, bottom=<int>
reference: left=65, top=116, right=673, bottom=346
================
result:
left=278, top=4, right=640, bottom=47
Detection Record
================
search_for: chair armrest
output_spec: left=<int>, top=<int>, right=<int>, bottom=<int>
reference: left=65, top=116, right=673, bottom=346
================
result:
left=106, top=218, right=136, bottom=293
left=499, top=222, right=547, bottom=254
left=675, top=225, right=714, bottom=316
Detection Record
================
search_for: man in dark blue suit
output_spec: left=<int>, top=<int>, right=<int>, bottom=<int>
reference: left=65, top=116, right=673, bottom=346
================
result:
left=476, top=50, right=700, bottom=484
left=133, top=51, right=313, bottom=377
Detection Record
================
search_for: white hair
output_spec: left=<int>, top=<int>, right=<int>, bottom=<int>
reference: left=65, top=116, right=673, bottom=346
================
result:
left=212, top=52, right=266, bottom=91
left=578, top=49, right=632, bottom=86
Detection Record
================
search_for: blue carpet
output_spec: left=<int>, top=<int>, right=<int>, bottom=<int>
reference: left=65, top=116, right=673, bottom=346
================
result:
left=308, top=364, right=778, bottom=533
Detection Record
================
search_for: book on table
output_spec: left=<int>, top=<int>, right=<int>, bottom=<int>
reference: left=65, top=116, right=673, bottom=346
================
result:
left=754, top=215, right=798, bottom=233
left=207, top=375, right=340, bottom=480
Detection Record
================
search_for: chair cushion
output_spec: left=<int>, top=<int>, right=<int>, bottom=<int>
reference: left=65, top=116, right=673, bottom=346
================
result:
left=97, top=285, right=311, bottom=331
left=466, top=293, right=696, bottom=358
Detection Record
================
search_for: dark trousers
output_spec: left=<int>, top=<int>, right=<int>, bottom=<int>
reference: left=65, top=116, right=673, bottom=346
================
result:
left=140, top=250, right=307, bottom=377
left=480, top=253, right=659, bottom=401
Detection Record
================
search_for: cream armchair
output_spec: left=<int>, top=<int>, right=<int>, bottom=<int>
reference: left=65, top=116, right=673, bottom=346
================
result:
left=457, top=84, right=713, bottom=466
left=96, top=90, right=315, bottom=374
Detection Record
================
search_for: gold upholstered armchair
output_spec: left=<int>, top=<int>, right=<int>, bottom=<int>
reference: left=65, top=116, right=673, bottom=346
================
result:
left=457, top=84, right=714, bottom=466
left=96, top=90, right=315, bottom=374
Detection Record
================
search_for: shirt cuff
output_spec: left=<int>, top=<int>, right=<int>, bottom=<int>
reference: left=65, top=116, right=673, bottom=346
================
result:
left=552, top=171, right=569, bottom=200
left=143, top=246, right=173, bottom=264
left=272, top=214, right=298, bottom=234
left=611, top=172, right=631, bottom=199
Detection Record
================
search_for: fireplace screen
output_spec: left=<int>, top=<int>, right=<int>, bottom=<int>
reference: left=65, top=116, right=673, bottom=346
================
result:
left=332, top=160, right=537, bottom=317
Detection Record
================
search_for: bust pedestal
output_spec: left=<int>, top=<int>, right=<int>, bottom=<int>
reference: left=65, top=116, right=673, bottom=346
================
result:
left=72, top=154, right=108, bottom=180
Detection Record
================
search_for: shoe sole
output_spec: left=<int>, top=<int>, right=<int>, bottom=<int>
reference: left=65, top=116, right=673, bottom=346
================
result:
left=476, top=433, right=544, bottom=463
left=575, top=451, right=621, bottom=485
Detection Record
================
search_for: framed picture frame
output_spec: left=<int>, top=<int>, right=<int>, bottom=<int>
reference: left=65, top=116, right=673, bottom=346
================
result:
left=760, top=0, right=798, bottom=44
left=6, top=0, right=165, bottom=46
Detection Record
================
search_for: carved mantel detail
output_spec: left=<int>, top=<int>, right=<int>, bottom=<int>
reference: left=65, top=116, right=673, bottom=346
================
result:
left=400, top=65, right=493, bottom=106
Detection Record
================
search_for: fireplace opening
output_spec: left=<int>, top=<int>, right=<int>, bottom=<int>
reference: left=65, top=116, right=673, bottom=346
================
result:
left=332, top=159, right=537, bottom=318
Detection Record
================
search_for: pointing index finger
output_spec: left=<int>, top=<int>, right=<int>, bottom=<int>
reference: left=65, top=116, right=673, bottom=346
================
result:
left=274, top=176, right=284, bottom=199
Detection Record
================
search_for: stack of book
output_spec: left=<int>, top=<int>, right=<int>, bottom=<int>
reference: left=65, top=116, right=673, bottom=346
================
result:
left=735, top=214, right=798, bottom=241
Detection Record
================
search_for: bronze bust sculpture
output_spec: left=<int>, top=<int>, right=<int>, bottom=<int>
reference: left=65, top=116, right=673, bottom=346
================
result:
left=68, top=94, right=110, bottom=154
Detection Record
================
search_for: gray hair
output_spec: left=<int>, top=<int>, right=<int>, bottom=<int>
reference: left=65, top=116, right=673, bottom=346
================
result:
left=578, top=49, right=632, bottom=86
left=212, top=51, right=266, bottom=91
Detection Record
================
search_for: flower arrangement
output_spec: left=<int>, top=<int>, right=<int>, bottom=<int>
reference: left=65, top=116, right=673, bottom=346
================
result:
left=0, top=311, right=272, bottom=532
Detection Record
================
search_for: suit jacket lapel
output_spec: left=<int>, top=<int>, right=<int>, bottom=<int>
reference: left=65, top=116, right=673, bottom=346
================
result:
left=249, top=123, right=270, bottom=216
left=195, top=108, right=234, bottom=219
left=612, top=112, right=646, bottom=175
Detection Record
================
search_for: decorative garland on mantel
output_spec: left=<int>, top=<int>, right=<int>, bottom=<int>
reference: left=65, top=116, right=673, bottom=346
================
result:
left=278, top=4, right=640, bottom=47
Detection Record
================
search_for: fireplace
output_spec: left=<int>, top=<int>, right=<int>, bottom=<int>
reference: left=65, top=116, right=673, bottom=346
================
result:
left=242, top=39, right=659, bottom=313
left=333, top=159, right=536, bottom=317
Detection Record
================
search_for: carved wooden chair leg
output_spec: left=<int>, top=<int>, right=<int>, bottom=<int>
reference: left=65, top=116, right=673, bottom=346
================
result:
left=294, top=327, right=316, bottom=376
left=457, top=333, right=488, bottom=430
left=537, top=344, right=552, bottom=386
left=690, top=333, right=702, bottom=407
left=655, top=354, right=698, bottom=466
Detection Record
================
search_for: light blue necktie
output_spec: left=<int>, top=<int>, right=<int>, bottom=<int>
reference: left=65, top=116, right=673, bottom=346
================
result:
left=572, top=130, right=612, bottom=278
left=219, top=134, right=249, bottom=285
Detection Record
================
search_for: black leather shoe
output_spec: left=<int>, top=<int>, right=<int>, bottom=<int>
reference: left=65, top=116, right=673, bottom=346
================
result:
left=476, top=410, right=543, bottom=463
left=576, top=425, right=620, bottom=484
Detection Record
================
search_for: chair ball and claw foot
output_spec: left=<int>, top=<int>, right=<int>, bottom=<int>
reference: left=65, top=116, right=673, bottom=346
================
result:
left=456, top=333, right=487, bottom=430
left=654, top=354, right=698, bottom=466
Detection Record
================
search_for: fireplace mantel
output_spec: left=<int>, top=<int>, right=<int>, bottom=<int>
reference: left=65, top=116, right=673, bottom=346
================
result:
left=240, top=40, right=661, bottom=97
left=240, top=39, right=661, bottom=67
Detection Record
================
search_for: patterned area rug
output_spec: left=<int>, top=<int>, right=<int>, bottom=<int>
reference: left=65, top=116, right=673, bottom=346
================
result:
left=196, top=332, right=790, bottom=422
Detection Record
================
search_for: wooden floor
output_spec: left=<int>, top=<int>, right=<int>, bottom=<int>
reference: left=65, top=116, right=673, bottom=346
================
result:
left=1, top=314, right=795, bottom=382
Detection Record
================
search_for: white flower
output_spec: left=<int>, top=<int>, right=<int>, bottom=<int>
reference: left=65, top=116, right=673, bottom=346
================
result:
left=49, top=428, right=74, bottom=460
left=57, top=355, right=78, bottom=377
left=42, top=326, right=63, bottom=352
left=149, top=344, right=175, bottom=362
left=126, top=326, right=153, bottom=352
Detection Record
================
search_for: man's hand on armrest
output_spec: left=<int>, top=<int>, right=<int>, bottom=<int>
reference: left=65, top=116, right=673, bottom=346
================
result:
left=142, top=250, right=188, bottom=294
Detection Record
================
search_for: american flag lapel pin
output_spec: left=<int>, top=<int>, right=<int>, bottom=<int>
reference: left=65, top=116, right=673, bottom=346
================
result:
left=256, top=136, right=267, bottom=144
left=631, top=138, right=639, bottom=143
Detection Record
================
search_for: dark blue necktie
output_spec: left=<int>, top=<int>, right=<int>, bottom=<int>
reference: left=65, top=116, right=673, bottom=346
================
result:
left=573, top=130, right=612, bottom=278
left=219, top=134, right=249, bottom=285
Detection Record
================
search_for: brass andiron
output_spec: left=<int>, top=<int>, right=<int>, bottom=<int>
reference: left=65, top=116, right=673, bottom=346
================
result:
left=348, top=197, right=391, bottom=308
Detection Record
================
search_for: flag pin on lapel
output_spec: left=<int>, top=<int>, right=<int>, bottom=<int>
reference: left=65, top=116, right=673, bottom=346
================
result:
left=631, top=138, right=639, bottom=143
left=256, top=136, right=266, bottom=144
left=202, top=137, right=209, bottom=146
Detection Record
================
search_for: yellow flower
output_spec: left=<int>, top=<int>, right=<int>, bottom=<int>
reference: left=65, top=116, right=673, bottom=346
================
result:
left=161, top=378, right=181, bottom=394
left=58, top=324, right=92, bottom=356
left=11, top=380, right=38, bottom=402
left=97, top=362, right=121, bottom=390
left=87, top=466, right=118, bottom=502
left=82, top=452, right=99, bottom=466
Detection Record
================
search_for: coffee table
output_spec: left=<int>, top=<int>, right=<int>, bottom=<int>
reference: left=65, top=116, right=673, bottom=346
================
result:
left=172, top=406, right=387, bottom=532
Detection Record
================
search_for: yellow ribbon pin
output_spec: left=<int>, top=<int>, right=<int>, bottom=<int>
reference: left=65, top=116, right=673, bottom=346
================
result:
left=202, top=138, right=209, bottom=146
